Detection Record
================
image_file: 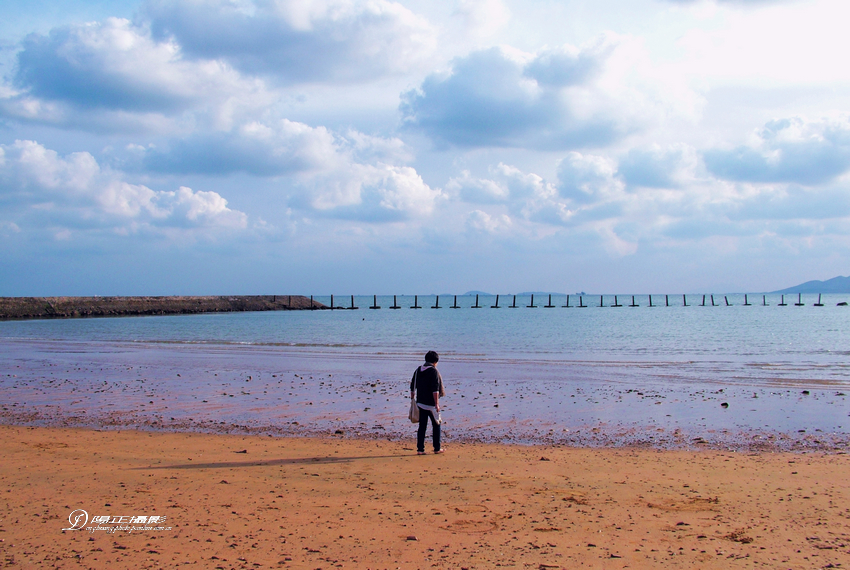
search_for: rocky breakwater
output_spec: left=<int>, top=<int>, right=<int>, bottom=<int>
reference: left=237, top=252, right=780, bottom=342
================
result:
left=0, top=295, right=325, bottom=320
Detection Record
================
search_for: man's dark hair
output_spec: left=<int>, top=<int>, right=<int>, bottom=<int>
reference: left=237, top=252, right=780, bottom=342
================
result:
left=425, top=351, right=439, bottom=364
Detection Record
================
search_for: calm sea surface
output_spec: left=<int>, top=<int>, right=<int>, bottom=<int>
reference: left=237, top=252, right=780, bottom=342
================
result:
left=1, top=293, right=848, bottom=369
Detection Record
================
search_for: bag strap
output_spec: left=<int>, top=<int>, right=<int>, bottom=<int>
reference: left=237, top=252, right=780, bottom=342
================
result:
left=412, top=368, right=418, bottom=398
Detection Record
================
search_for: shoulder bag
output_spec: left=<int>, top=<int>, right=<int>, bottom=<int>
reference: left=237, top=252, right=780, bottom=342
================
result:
left=408, top=369, right=420, bottom=423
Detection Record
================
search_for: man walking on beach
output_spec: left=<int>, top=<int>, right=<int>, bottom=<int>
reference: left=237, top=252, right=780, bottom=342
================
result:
left=410, top=351, right=445, bottom=455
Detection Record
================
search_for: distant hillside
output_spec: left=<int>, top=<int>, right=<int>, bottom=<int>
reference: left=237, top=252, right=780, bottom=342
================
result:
left=771, top=276, right=850, bottom=294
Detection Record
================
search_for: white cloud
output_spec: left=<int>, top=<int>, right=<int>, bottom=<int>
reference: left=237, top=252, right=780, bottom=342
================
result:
left=139, top=115, right=440, bottom=221
left=0, top=221, right=21, bottom=237
left=440, top=130, right=850, bottom=257
left=2, top=17, right=274, bottom=132
left=144, top=118, right=341, bottom=175
left=465, top=209, right=512, bottom=233
left=11, top=17, right=253, bottom=111
left=445, top=170, right=510, bottom=203
left=0, top=140, right=248, bottom=235
left=618, top=144, right=700, bottom=189
left=704, top=116, right=850, bottom=185
left=401, top=34, right=698, bottom=149
left=143, top=0, right=436, bottom=83
left=299, top=162, right=442, bottom=222
left=556, top=152, right=624, bottom=204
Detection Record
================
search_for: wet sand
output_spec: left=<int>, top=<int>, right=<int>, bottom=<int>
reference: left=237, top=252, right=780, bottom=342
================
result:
left=1, top=425, right=849, bottom=569
left=2, top=339, right=849, bottom=452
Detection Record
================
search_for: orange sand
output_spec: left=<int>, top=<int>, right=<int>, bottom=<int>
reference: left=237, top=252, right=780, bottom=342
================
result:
left=1, top=425, right=849, bottom=569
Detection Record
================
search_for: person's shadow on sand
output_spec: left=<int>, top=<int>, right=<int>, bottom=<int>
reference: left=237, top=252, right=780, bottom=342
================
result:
left=132, top=453, right=414, bottom=470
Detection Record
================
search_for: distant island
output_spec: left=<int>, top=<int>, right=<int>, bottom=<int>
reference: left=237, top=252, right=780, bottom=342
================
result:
left=0, top=295, right=323, bottom=320
left=771, top=276, right=850, bottom=294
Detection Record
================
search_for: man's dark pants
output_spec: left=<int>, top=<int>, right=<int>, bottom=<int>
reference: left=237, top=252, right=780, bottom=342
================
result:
left=417, top=409, right=441, bottom=452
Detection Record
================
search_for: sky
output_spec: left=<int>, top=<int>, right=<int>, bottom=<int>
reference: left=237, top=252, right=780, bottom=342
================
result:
left=1, top=0, right=850, bottom=295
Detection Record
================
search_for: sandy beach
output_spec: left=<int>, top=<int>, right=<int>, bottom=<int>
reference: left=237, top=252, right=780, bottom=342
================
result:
left=2, top=425, right=849, bottom=569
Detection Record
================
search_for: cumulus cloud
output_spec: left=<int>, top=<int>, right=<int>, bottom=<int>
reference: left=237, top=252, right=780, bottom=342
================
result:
left=139, top=115, right=439, bottom=221
left=556, top=152, right=624, bottom=204
left=10, top=18, right=254, bottom=113
left=1, top=16, right=275, bottom=133
left=145, top=119, right=340, bottom=175
left=441, top=131, right=850, bottom=258
left=619, top=144, right=699, bottom=189
left=445, top=170, right=510, bottom=203
left=0, top=140, right=248, bottom=237
left=465, top=209, right=512, bottom=233
left=400, top=34, right=695, bottom=149
left=143, top=0, right=436, bottom=83
left=704, top=116, right=850, bottom=185
left=296, top=162, right=441, bottom=222
left=2, top=0, right=431, bottom=130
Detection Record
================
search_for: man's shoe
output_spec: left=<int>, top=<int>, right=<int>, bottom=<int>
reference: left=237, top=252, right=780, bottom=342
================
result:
left=434, top=448, right=445, bottom=454
left=417, top=451, right=427, bottom=455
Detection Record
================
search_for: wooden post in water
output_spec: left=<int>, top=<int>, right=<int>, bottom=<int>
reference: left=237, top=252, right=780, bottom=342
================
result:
left=795, top=293, right=804, bottom=306
left=491, top=295, right=500, bottom=308
left=545, top=294, right=555, bottom=308
left=472, top=294, right=481, bottom=308
left=579, top=296, right=586, bottom=308
left=350, top=295, right=358, bottom=310
left=613, top=295, right=622, bottom=307
left=451, top=295, right=460, bottom=309
left=701, top=295, right=705, bottom=306
left=665, top=295, right=669, bottom=307
left=683, top=294, right=688, bottom=307
left=390, top=295, right=401, bottom=309
left=432, top=295, right=440, bottom=309
left=411, top=295, right=422, bottom=309
left=565, top=295, right=571, bottom=308
left=763, top=295, right=767, bottom=306
left=510, top=295, right=517, bottom=308
left=711, top=295, right=716, bottom=307
left=527, top=294, right=537, bottom=308
left=649, top=295, right=654, bottom=307
left=779, top=295, right=787, bottom=306
left=330, top=295, right=335, bottom=310
left=815, top=294, right=824, bottom=307
left=370, top=295, right=380, bottom=309
left=311, top=295, right=315, bottom=310
left=724, top=296, right=730, bottom=306
left=629, top=295, right=638, bottom=307
left=744, top=294, right=751, bottom=306
left=599, top=295, right=605, bottom=308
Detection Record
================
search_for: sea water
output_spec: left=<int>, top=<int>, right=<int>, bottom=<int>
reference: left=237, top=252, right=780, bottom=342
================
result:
left=1, top=293, right=848, bottom=375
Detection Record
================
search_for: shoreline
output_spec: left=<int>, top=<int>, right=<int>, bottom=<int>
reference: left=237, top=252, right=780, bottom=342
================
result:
left=2, top=425, right=849, bottom=569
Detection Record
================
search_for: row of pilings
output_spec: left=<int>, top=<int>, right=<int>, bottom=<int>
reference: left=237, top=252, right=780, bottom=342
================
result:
left=308, top=292, right=845, bottom=310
